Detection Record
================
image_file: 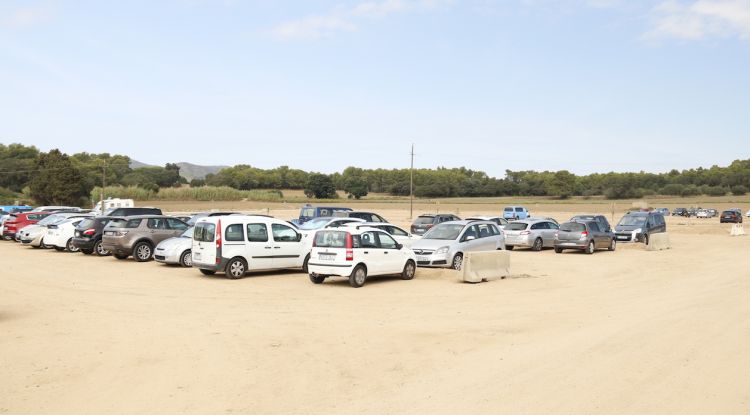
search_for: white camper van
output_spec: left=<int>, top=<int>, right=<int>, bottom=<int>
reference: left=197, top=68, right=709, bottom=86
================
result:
left=192, top=215, right=309, bottom=279
left=93, top=198, right=134, bottom=215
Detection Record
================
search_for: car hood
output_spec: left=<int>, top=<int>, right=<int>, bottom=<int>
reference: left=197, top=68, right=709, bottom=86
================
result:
left=156, top=237, right=191, bottom=251
left=20, top=224, right=43, bottom=235
left=411, top=238, right=456, bottom=250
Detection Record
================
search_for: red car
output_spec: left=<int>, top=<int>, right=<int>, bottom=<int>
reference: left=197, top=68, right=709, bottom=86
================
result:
left=2, top=212, right=51, bottom=241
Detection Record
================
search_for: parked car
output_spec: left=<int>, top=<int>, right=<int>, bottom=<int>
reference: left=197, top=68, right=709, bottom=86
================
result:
left=155, top=227, right=194, bottom=267
left=720, top=210, right=743, bottom=224
left=2, top=212, right=51, bottom=240
left=696, top=209, right=709, bottom=218
left=410, top=220, right=504, bottom=270
left=72, top=216, right=116, bottom=255
left=410, top=214, right=461, bottom=236
left=554, top=221, right=616, bottom=254
left=298, top=217, right=366, bottom=235
left=30, top=206, right=82, bottom=212
left=502, top=206, right=530, bottom=220
left=672, top=208, right=689, bottom=217
left=614, top=211, right=666, bottom=244
left=92, top=198, right=134, bottom=215
left=746, top=209, right=750, bottom=218
left=292, top=204, right=352, bottom=225
left=46, top=217, right=92, bottom=252
left=339, top=211, right=388, bottom=223
left=655, top=208, right=670, bottom=216
left=570, top=214, right=612, bottom=232
left=19, top=212, right=93, bottom=247
left=503, top=219, right=560, bottom=251
left=192, top=215, right=309, bottom=278
left=708, top=209, right=718, bottom=218
left=104, top=207, right=162, bottom=217
left=102, top=215, right=189, bottom=261
left=186, top=212, right=240, bottom=226
left=342, top=222, right=421, bottom=247
left=308, top=227, right=417, bottom=288
left=527, top=216, right=559, bottom=225
left=465, top=216, right=509, bottom=229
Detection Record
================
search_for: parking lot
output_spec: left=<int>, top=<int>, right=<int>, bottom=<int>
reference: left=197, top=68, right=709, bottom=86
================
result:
left=2, top=207, right=750, bottom=414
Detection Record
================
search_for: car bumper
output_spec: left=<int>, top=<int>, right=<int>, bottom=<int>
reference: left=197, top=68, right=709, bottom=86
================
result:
left=413, top=253, right=450, bottom=268
left=193, top=257, right=228, bottom=272
left=505, top=235, right=532, bottom=247
left=308, top=263, right=354, bottom=277
left=615, top=231, right=642, bottom=242
left=72, top=237, right=96, bottom=250
left=555, top=241, right=587, bottom=250
left=154, top=248, right=182, bottom=264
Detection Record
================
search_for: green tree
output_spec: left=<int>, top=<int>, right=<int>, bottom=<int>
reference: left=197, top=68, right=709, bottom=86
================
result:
left=731, top=185, right=748, bottom=196
left=304, top=173, right=337, bottom=199
left=28, top=149, right=90, bottom=206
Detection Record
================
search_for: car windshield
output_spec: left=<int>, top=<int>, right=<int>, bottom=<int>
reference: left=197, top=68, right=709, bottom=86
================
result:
left=37, top=214, right=65, bottom=225
left=560, top=222, right=585, bottom=232
left=414, top=216, right=434, bottom=225
left=618, top=215, right=646, bottom=226
left=423, top=224, right=464, bottom=240
left=299, top=218, right=331, bottom=230
left=505, top=222, right=528, bottom=231
left=181, top=227, right=194, bottom=238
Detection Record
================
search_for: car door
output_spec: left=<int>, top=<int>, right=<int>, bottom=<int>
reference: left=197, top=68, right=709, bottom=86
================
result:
left=588, top=222, right=603, bottom=248
left=246, top=222, right=275, bottom=270
left=358, top=231, right=383, bottom=274
left=147, top=218, right=175, bottom=245
left=375, top=232, right=404, bottom=275
left=166, top=218, right=189, bottom=238
left=475, top=223, right=497, bottom=251
left=270, top=223, right=303, bottom=268
left=546, top=222, right=560, bottom=246
left=459, top=225, right=483, bottom=252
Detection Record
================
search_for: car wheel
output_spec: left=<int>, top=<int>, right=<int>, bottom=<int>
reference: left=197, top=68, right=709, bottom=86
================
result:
left=401, top=260, right=416, bottom=280
left=554, top=247, right=563, bottom=254
left=114, top=253, right=129, bottom=260
left=66, top=238, right=79, bottom=253
left=309, top=274, right=325, bottom=284
left=94, top=240, right=109, bottom=256
left=53, top=246, right=65, bottom=252
left=644, top=234, right=650, bottom=245
left=40, top=240, right=48, bottom=249
left=225, top=257, right=247, bottom=279
left=586, top=240, right=595, bottom=254
left=302, top=254, right=310, bottom=273
left=532, top=238, right=543, bottom=251
left=451, top=253, right=463, bottom=270
left=608, top=238, right=616, bottom=251
left=133, top=242, right=153, bottom=262
left=179, top=250, right=192, bottom=267
left=349, top=265, right=367, bottom=288
left=199, top=269, right=216, bottom=276
left=505, top=245, right=514, bottom=251
left=80, top=248, right=94, bottom=255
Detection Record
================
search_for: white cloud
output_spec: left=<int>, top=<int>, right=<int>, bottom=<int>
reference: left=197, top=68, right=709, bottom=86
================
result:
left=648, top=0, right=750, bottom=40
left=270, top=0, right=450, bottom=40
left=0, top=5, right=52, bottom=28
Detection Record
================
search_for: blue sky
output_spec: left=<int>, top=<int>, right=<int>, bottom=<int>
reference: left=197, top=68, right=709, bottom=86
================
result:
left=1, top=0, right=749, bottom=177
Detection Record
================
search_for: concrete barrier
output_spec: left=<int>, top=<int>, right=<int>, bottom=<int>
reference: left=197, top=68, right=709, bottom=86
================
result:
left=730, top=224, right=745, bottom=236
left=461, top=250, right=510, bottom=283
left=645, top=232, right=671, bottom=251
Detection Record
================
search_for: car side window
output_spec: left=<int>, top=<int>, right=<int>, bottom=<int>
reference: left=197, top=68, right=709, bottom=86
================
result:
left=477, top=224, right=492, bottom=238
left=272, top=224, right=298, bottom=242
left=373, top=214, right=385, bottom=223
left=488, top=224, right=500, bottom=236
left=530, top=222, right=544, bottom=230
left=462, top=225, right=479, bottom=240
left=225, top=224, right=244, bottom=242
left=377, top=233, right=398, bottom=249
left=167, top=218, right=188, bottom=230
left=589, top=222, right=600, bottom=232
left=548, top=222, right=559, bottom=230
left=388, top=226, right=408, bottom=236
left=247, top=223, right=268, bottom=242
left=360, top=231, right=379, bottom=248
left=147, top=218, right=166, bottom=229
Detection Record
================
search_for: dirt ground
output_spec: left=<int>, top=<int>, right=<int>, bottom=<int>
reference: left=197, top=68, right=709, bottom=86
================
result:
left=1, top=204, right=749, bottom=414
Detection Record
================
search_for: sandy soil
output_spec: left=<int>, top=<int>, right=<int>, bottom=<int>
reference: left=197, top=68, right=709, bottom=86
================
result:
left=1, top=206, right=749, bottom=414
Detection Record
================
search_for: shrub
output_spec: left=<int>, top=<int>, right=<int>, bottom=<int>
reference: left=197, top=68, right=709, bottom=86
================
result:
left=680, top=185, right=700, bottom=197
left=703, top=186, right=727, bottom=196
left=91, top=186, right=283, bottom=202
left=660, top=183, right=684, bottom=196
left=731, top=185, right=748, bottom=196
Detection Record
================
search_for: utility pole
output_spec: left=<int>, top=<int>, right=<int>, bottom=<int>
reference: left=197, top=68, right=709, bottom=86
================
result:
left=100, top=159, right=106, bottom=211
left=410, top=143, right=414, bottom=219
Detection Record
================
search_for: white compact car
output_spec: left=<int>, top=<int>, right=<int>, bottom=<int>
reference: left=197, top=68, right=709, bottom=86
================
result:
left=19, top=212, right=92, bottom=247
left=465, top=216, right=509, bottom=229
left=155, top=227, right=194, bottom=267
left=46, top=217, right=90, bottom=252
left=696, top=209, right=709, bottom=218
left=308, top=227, right=417, bottom=288
left=192, top=215, right=309, bottom=279
left=342, top=222, right=421, bottom=248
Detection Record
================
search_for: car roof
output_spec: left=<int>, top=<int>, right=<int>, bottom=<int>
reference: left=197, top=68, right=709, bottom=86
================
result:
left=513, top=218, right=552, bottom=224
left=110, top=214, right=173, bottom=219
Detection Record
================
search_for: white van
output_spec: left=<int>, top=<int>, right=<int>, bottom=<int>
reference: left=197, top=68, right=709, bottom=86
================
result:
left=93, top=198, right=134, bottom=215
left=192, top=215, right=309, bottom=279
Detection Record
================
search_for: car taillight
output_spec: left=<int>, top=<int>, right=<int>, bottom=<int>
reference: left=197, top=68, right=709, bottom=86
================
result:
left=580, top=231, right=588, bottom=239
left=83, top=228, right=96, bottom=236
left=312, top=232, right=318, bottom=247
left=216, top=219, right=222, bottom=249
left=520, top=231, right=530, bottom=235
left=345, top=232, right=353, bottom=261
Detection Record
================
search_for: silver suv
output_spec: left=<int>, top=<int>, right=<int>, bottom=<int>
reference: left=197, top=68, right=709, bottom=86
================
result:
left=410, top=220, right=505, bottom=270
left=503, top=218, right=560, bottom=251
left=102, top=215, right=189, bottom=261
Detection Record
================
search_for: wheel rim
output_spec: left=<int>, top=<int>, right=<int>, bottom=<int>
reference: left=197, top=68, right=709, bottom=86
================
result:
left=355, top=268, right=366, bottom=285
left=183, top=252, right=192, bottom=267
left=610, top=239, right=615, bottom=250
left=589, top=242, right=594, bottom=253
left=230, top=261, right=244, bottom=276
left=137, top=245, right=151, bottom=260
left=67, top=239, right=79, bottom=252
left=96, top=242, right=107, bottom=255
left=534, top=239, right=542, bottom=250
left=405, top=262, right=415, bottom=278
left=453, top=255, right=462, bottom=270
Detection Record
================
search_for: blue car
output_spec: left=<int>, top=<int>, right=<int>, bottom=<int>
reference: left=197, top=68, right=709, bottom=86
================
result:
left=503, top=206, right=530, bottom=220
left=292, top=204, right=352, bottom=225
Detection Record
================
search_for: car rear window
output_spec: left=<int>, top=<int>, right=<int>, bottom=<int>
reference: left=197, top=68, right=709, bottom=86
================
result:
left=504, top=207, right=513, bottom=212
left=560, top=222, right=585, bottom=232
left=314, top=231, right=349, bottom=248
left=505, top=222, right=528, bottom=231
left=107, top=218, right=142, bottom=228
left=77, top=219, right=95, bottom=229
left=414, top=216, right=435, bottom=224
left=194, top=222, right=216, bottom=242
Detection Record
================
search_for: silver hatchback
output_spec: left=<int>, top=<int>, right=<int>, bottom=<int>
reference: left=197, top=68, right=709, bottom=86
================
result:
left=410, top=220, right=505, bottom=270
left=503, top=219, right=560, bottom=251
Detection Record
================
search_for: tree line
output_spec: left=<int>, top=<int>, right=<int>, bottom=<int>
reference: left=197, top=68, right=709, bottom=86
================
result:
left=1, top=143, right=749, bottom=205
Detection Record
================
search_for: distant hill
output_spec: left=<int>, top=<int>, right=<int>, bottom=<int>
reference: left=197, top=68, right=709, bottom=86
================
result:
left=129, top=160, right=228, bottom=181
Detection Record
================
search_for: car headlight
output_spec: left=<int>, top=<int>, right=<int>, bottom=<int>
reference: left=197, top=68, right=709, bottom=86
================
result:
left=435, top=246, right=449, bottom=255
left=633, top=228, right=642, bottom=233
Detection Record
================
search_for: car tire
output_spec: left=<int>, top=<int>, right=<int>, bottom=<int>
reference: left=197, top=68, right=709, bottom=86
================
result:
left=114, top=253, right=129, bottom=260
left=225, top=257, right=247, bottom=279
left=309, top=274, right=325, bottom=284
left=94, top=240, right=109, bottom=256
left=302, top=254, right=310, bottom=273
left=53, top=246, right=65, bottom=252
left=586, top=240, right=595, bottom=254
left=66, top=238, right=79, bottom=253
left=349, top=265, right=367, bottom=288
left=199, top=269, right=216, bottom=276
left=133, top=241, right=153, bottom=262
left=505, top=245, right=514, bottom=251
left=80, top=248, right=94, bottom=255
left=644, top=234, right=650, bottom=245
left=608, top=238, right=616, bottom=251
left=532, top=238, right=543, bottom=252
left=451, top=253, right=463, bottom=270
left=554, top=247, right=563, bottom=254
left=179, top=250, right=192, bottom=267
left=401, top=260, right=416, bottom=280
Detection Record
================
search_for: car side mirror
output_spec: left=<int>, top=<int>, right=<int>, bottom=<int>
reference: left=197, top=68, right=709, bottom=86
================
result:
left=296, top=233, right=302, bottom=242
left=395, top=243, right=403, bottom=250
left=464, top=235, right=475, bottom=241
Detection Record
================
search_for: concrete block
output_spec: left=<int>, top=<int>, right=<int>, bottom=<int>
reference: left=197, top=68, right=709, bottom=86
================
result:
left=730, top=224, right=745, bottom=236
left=461, top=250, right=510, bottom=283
left=645, top=232, right=671, bottom=251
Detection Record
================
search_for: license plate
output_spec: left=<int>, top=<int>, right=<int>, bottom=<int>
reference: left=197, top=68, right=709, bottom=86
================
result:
left=105, top=231, right=114, bottom=236
left=193, top=252, right=201, bottom=260
left=75, top=231, right=80, bottom=237
left=617, top=236, right=628, bottom=240
left=318, top=253, right=335, bottom=261
left=416, top=255, right=429, bottom=262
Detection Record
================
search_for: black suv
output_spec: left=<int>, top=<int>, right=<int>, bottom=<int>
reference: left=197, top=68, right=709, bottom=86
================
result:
left=344, top=211, right=388, bottom=223
left=72, top=216, right=115, bottom=255
left=410, top=214, right=461, bottom=236
left=720, top=210, right=743, bottom=223
left=104, top=207, right=162, bottom=216
left=570, top=214, right=612, bottom=232
left=672, top=208, right=688, bottom=217
left=614, top=211, right=666, bottom=244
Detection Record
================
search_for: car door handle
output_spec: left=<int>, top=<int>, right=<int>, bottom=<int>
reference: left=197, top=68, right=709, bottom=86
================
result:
left=384, top=251, right=389, bottom=254
left=265, top=246, right=272, bottom=249
left=363, top=251, right=369, bottom=254
left=273, top=246, right=281, bottom=249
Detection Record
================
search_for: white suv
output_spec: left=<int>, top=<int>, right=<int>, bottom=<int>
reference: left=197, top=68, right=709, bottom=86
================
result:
left=307, top=227, right=417, bottom=288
